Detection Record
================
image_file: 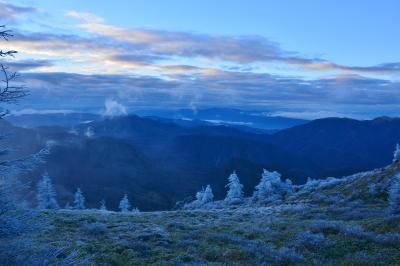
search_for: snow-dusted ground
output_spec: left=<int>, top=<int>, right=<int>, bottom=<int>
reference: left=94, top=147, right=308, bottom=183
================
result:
left=2, top=162, right=400, bottom=265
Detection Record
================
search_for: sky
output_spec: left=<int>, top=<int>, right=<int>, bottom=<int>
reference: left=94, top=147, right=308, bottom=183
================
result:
left=1, top=0, right=400, bottom=119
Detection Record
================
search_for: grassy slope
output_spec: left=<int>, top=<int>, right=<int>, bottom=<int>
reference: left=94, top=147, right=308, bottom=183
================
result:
left=11, top=162, right=400, bottom=265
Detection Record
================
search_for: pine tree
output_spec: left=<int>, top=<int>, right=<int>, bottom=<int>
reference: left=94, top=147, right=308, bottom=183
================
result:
left=36, top=172, right=59, bottom=209
left=202, top=185, right=214, bottom=204
left=389, top=173, right=400, bottom=213
left=99, top=199, right=107, bottom=211
left=73, top=188, right=85, bottom=209
left=394, top=143, right=400, bottom=162
left=225, top=171, right=244, bottom=204
left=119, top=194, right=131, bottom=212
left=252, top=169, right=274, bottom=202
left=252, top=169, right=293, bottom=203
left=285, top=179, right=293, bottom=193
left=195, top=187, right=205, bottom=202
left=186, top=185, right=214, bottom=209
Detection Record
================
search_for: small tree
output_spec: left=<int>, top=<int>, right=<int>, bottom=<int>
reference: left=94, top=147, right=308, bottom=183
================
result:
left=0, top=25, right=34, bottom=234
left=253, top=169, right=274, bottom=201
left=131, top=207, right=140, bottom=213
left=195, top=187, right=205, bottom=202
left=36, top=172, right=59, bottom=209
left=394, top=143, right=400, bottom=162
left=99, top=199, right=107, bottom=211
left=184, top=185, right=214, bottom=209
left=202, top=185, right=214, bottom=204
left=0, top=25, right=82, bottom=265
left=252, top=169, right=293, bottom=203
left=119, top=194, right=131, bottom=212
left=225, top=171, right=244, bottom=204
left=389, top=173, right=400, bottom=213
left=73, top=188, right=85, bottom=210
left=285, top=179, right=293, bottom=193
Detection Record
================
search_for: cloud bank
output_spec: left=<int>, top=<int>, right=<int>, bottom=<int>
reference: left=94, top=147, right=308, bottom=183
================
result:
left=1, top=4, right=399, bottom=119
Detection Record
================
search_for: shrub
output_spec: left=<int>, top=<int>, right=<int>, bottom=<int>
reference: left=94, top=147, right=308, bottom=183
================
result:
left=293, top=231, right=335, bottom=251
left=309, top=220, right=345, bottom=235
left=341, top=225, right=370, bottom=238
left=373, top=232, right=400, bottom=246
left=241, top=241, right=304, bottom=265
left=83, top=222, right=108, bottom=236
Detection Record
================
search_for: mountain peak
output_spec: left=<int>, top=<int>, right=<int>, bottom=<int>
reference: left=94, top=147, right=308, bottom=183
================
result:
left=373, top=116, right=400, bottom=122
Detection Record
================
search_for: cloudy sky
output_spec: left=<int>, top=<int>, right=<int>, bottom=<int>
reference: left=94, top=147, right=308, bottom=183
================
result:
left=1, top=0, right=400, bottom=119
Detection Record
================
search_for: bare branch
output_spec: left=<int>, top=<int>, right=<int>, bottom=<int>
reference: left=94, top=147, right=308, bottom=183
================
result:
left=0, top=26, right=27, bottom=116
left=0, top=25, right=13, bottom=41
left=0, top=26, right=18, bottom=58
left=0, top=64, right=27, bottom=103
left=0, top=50, right=17, bottom=57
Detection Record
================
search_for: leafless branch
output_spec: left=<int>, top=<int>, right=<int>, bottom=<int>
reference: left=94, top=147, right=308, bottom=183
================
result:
left=0, top=25, right=27, bottom=116
left=0, top=25, right=13, bottom=41
left=0, top=64, right=27, bottom=103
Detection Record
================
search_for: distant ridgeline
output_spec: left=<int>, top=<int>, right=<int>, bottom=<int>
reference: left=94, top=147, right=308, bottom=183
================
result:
left=3, top=118, right=400, bottom=265
left=182, top=143, right=400, bottom=211
left=3, top=114, right=400, bottom=211
left=25, top=140, right=400, bottom=217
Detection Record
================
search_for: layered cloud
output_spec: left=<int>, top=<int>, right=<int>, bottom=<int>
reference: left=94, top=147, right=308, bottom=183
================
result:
left=0, top=2, right=36, bottom=22
left=4, top=59, right=53, bottom=71
left=14, top=70, right=400, bottom=114
left=68, top=10, right=285, bottom=64
left=298, top=61, right=400, bottom=75
left=1, top=4, right=399, bottom=118
left=66, top=11, right=400, bottom=76
left=5, top=9, right=399, bottom=77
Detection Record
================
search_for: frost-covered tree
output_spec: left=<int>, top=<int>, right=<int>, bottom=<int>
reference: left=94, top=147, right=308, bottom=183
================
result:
left=0, top=148, right=49, bottom=237
left=184, top=184, right=214, bottom=209
left=0, top=147, right=50, bottom=263
left=394, top=143, right=400, bottom=162
left=36, top=172, right=59, bottom=209
left=195, top=187, right=205, bottom=202
left=389, top=173, right=400, bottom=213
left=119, top=194, right=131, bottom=212
left=0, top=26, right=84, bottom=265
left=99, top=199, right=107, bottom=211
left=252, top=169, right=274, bottom=201
left=0, top=26, right=33, bottom=228
left=131, top=207, right=140, bottom=213
left=73, top=188, right=85, bottom=210
left=202, top=185, right=214, bottom=204
left=285, top=179, right=293, bottom=192
left=225, top=171, right=244, bottom=204
left=252, top=169, right=293, bottom=203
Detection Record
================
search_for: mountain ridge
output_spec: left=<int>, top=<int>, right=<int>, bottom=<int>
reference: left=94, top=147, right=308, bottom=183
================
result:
left=4, top=114, right=400, bottom=211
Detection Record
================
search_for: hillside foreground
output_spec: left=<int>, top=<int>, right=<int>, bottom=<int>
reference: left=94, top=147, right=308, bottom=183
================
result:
left=4, top=162, right=400, bottom=265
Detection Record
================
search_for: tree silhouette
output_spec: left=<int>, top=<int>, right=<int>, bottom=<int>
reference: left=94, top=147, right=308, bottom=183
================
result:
left=0, top=25, right=27, bottom=116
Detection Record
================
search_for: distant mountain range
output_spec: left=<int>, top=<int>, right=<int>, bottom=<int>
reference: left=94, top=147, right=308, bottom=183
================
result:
left=271, top=116, right=400, bottom=177
left=135, top=108, right=308, bottom=131
left=4, top=112, right=400, bottom=211
left=6, top=113, right=102, bottom=128
left=6, top=108, right=307, bottom=132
